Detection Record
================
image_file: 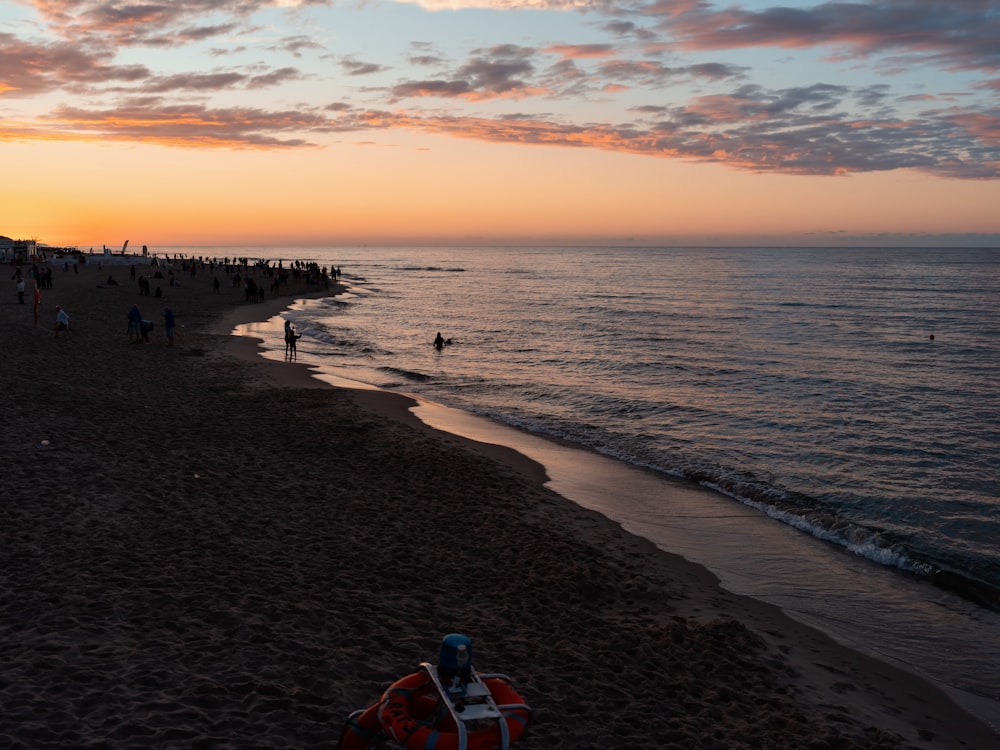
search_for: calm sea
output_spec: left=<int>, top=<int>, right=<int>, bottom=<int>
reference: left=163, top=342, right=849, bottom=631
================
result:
left=200, top=246, right=999, bottom=726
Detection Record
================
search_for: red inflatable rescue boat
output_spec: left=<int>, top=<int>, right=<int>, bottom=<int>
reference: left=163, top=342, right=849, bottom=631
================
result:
left=337, top=634, right=530, bottom=750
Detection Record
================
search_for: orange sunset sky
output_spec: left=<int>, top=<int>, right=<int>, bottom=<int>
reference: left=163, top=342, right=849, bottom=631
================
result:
left=2, top=0, right=999, bottom=248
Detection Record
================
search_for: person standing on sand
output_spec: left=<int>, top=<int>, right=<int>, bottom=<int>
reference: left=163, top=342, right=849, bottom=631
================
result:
left=284, top=322, right=302, bottom=360
left=54, top=305, right=70, bottom=337
left=16, top=277, right=25, bottom=304
left=127, top=304, right=143, bottom=343
left=164, top=307, right=176, bottom=346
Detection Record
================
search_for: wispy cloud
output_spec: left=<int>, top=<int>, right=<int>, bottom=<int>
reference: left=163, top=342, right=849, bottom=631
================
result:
left=27, top=99, right=328, bottom=148
left=393, top=0, right=612, bottom=10
left=657, top=0, right=1000, bottom=73
left=27, top=1, right=330, bottom=45
left=336, top=92, right=998, bottom=178
left=544, top=44, right=617, bottom=60
left=3, top=80, right=997, bottom=179
left=391, top=45, right=547, bottom=101
left=3, top=1, right=998, bottom=180
left=0, top=32, right=149, bottom=96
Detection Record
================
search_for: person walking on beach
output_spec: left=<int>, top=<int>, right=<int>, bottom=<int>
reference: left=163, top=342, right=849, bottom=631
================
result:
left=284, top=322, right=302, bottom=360
left=54, top=305, right=70, bottom=337
left=164, top=307, right=176, bottom=347
left=127, top=304, right=142, bottom=343
left=16, top=276, right=25, bottom=304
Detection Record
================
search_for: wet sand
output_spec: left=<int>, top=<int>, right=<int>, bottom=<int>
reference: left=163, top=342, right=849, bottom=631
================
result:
left=2, top=255, right=996, bottom=748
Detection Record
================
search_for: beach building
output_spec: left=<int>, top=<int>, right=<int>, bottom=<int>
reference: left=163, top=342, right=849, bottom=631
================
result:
left=0, top=236, right=37, bottom=263
left=1, top=236, right=80, bottom=263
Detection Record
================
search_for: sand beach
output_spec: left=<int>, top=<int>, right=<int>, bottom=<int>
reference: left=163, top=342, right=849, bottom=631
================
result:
left=2, top=255, right=996, bottom=749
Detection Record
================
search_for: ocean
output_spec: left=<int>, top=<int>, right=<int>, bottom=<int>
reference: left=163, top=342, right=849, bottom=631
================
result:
left=198, top=245, right=999, bottom=726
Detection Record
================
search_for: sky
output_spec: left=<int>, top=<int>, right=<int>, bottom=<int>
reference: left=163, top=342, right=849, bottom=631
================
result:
left=2, top=0, right=1000, bottom=247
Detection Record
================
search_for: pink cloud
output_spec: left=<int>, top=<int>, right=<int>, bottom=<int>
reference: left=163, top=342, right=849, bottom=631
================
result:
left=4, top=91, right=998, bottom=180
left=544, top=44, right=617, bottom=60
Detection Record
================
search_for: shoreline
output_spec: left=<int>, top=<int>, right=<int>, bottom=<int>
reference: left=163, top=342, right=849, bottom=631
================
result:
left=3, top=256, right=996, bottom=748
left=231, top=288, right=1000, bottom=732
left=221, top=302, right=552, bottom=488
left=222, top=285, right=1000, bottom=743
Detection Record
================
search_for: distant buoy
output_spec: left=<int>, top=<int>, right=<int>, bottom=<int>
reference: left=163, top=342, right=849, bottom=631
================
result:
left=929, top=334, right=935, bottom=340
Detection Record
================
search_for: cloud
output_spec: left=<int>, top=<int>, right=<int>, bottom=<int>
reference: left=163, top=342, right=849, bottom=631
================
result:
left=459, top=45, right=538, bottom=92
left=326, top=80, right=1000, bottom=178
left=248, top=66, right=304, bottom=88
left=5, top=0, right=998, bottom=182
left=674, top=83, right=848, bottom=125
left=142, top=72, right=251, bottom=94
left=595, top=59, right=746, bottom=88
left=26, top=0, right=331, bottom=46
left=657, top=0, right=1000, bottom=73
left=274, top=35, right=327, bottom=58
left=0, top=32, right=150, bottom=96
left=19, top=99, right=330, bottom=147
left=0, top=31, right=303, bottom=100
left=391, top=45, right=547, bottom=100
left=409, top=54, right=448, bottom=66
left=388, top=41, right=742, bottom=101
left=544, top=44, right=617, bottom=60
left=392, top=0, right=612, bottom=10
left=4, top=73, right=998, bottom=179
left=341, top=58, right=391, bottom=76
left=392, top=80, right=475, bottom=98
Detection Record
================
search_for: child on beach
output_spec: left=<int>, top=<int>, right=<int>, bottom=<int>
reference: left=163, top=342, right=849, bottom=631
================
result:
left=54, top=306, right=70, bottom=336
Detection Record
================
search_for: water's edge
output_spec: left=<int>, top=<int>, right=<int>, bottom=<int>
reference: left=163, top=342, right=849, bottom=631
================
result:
left=233, top=271, right=1000, bottom=733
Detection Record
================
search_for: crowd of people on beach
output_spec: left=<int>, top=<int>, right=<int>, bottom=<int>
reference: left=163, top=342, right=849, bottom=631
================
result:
left=10, top=253, right=463, bottom=358
left=10, top=264, right=53, bottom=300
left=11, top=251, right=343, bottom=349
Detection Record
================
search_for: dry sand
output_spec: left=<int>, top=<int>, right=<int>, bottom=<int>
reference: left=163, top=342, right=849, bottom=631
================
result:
left=2, top=256, right=996, bottom=749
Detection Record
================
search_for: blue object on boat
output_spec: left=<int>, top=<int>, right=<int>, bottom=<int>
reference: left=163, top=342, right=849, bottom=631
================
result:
left=439, top=633, right=473, bottom=678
